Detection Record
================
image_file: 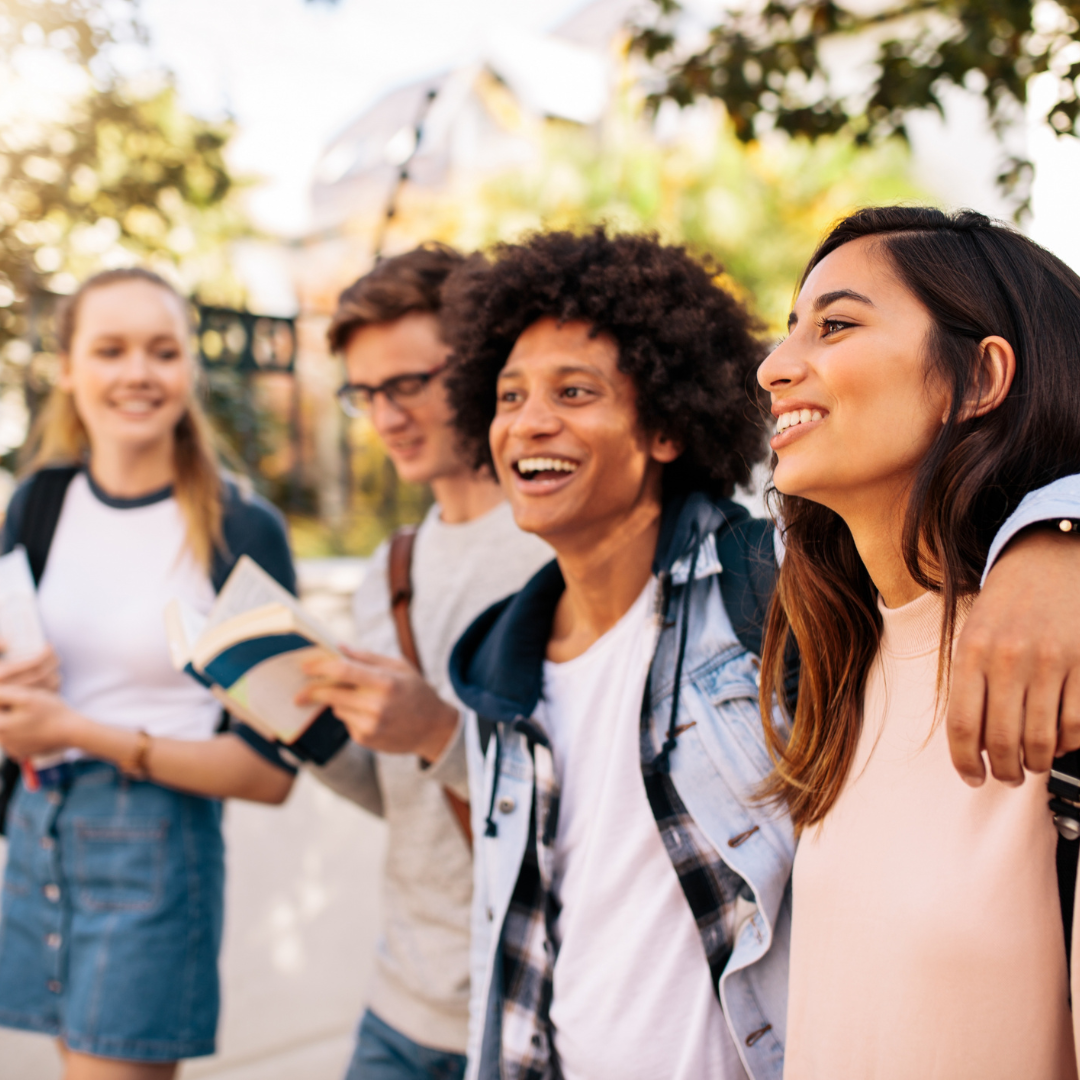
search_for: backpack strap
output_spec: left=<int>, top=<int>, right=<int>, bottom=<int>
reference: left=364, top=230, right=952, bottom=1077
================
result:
left=389, top=527, right=422, bottom=670
left=1049, top=751, right=1080, bottom=968
left=0, top=465, right=78, bottom=837
left=714, top=506, right=800, bottom=706
left=387, top=526, right=472, bottom=849
left=19, top=466, right=80, bottom=585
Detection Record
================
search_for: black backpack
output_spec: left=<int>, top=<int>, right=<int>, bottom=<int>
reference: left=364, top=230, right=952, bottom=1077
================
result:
left=0, top=466, right=79, bottom=835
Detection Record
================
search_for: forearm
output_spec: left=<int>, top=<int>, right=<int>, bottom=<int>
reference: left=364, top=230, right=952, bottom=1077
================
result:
left=61, top=713, right=294, bottom=804
left=307, top=739, right=384, bottom=816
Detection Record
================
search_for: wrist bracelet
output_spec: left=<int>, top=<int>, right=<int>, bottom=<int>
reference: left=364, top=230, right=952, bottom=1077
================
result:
left=122, top=730, right=152, bottom=781
left=1059, top=520, right=1080, bottom=533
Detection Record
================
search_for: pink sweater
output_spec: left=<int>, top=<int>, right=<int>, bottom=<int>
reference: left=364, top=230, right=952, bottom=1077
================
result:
left=785, top=590, right=1075, bottom=1080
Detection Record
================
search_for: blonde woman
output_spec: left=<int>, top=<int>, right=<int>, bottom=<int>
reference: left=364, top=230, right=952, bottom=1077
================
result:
left=0, top=269, right=301, bottom=1080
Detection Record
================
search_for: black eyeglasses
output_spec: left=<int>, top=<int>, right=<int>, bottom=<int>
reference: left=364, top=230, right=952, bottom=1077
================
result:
left=335, top=362, right=448, bottom=418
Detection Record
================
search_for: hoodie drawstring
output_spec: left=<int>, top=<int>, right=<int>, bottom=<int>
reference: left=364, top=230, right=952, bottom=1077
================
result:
left=655, top=522, right=700, bottom=773
left=484, top=726, right=503, bottom=837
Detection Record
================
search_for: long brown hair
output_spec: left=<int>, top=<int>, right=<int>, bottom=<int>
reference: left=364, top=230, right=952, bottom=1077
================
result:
left=22, top=268, right=224, bottom=569
left=759, top=206, right=1080, bottom=829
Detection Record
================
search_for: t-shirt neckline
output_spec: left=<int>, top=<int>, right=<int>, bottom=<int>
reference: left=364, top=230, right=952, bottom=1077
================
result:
left=84, top=469, right=174, bottom=509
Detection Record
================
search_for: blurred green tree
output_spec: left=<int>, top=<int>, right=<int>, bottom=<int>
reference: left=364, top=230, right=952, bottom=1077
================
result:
left=390, top=89, right=923, bottom=333
left=0, top=0, right=247, bottom=458
left=631, top=0, right=1080, bottom=213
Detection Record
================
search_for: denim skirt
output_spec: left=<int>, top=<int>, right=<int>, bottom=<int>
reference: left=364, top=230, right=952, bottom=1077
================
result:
left=0, top=760, right=224, bottom=1061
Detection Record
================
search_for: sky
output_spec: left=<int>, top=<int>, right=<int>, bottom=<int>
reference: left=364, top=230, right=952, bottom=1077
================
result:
left=125, top=0, right=1080, bottom=270
left=139, top=0, right=601, bottom=235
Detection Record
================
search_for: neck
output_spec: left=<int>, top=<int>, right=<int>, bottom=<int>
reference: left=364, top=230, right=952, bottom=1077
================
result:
left=546, top=497, right=662, bottom=662
left=833, top=483, right=926, bottom=609
left=429, top=468, right=505, bottom=525
left=88, top=439, right=176, bottom=500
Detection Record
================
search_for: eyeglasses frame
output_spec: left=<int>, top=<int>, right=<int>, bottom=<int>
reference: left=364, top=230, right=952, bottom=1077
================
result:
left=335, top=361, right=449, bottom=418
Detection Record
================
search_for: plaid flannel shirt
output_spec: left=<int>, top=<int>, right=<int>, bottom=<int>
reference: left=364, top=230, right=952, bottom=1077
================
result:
left=498, top=722, right=562, bottom=1080
left=495, top=698, right=749, bottom=1079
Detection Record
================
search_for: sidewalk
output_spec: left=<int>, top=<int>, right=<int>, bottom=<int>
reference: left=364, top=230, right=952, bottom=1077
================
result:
left=0, top=558, right=385, bottom=1080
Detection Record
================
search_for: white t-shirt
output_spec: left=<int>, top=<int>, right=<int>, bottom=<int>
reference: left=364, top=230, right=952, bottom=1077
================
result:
left=539, top=578, right=748, bottom=1080
left=38, top=472, right=221, bottom=740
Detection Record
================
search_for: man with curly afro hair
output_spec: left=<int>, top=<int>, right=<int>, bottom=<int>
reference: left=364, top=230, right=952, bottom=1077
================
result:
left=444, top=228, right=792, bottom=1080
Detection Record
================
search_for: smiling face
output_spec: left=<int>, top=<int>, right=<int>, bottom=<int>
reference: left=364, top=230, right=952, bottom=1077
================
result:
left=342, top=311, right=466, bottom=485
left=757, top=236, right=949, bottom=522
left=61, top=279, right=194, bottom=460
left=489, top=317, right=678, bottom=547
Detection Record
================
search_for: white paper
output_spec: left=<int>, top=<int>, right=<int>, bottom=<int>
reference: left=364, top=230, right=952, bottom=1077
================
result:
left=0, top=546, right=46, bottom=660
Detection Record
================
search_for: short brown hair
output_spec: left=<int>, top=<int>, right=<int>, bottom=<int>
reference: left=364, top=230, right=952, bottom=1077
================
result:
left=327, top=242, right=464, bottom=354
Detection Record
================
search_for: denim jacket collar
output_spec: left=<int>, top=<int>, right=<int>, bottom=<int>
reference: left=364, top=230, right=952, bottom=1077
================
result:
left=448, top=490, right=747, bottom=724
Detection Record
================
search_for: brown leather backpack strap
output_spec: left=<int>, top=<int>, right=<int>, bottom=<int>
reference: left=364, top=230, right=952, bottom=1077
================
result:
left=388, top=526, right=422, bottom=671
left=387, top=525, right=472, bottom=849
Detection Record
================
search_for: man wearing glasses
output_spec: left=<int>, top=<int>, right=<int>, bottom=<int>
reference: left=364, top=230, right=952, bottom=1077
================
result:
left=298, top=244, right=551, bottom=1080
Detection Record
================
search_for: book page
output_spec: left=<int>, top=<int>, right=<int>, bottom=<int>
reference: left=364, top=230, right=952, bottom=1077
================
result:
left=0, top=546, right=46, bottom=660
left=163, top=598, right=207, bottom=671
left=207, top=556, right=333, bottom=647
left=223, top=645, right=332, bottom=743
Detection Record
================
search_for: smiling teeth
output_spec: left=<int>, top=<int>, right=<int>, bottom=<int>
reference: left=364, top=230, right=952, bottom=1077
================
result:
left=516, top=457, right=578, bottom=475
left=776, top=409, right=823, bottom=434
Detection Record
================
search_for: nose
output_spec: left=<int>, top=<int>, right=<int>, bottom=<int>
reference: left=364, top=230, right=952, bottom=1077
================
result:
left=757, top=334, right=807, bottom=395
left=120, top=348, right=154, bottom=383
left=508, top=386, right=561, bottom=440
left=369, top=390, right=410, bottom=435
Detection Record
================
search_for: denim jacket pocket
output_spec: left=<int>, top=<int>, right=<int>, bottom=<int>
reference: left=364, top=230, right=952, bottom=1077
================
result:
left=73, top=818, right=169, bottom=912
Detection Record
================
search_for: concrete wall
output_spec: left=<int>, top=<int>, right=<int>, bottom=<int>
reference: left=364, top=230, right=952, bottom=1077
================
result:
left=0, top=559, right=385, bottom=1080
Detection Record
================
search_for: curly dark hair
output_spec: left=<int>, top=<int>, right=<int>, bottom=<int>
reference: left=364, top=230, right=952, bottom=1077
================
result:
left=442, top=228, right=768, bottom=499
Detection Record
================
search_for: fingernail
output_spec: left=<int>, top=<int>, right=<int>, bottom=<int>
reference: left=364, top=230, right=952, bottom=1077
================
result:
left=961, top=773, right=985, bottom=788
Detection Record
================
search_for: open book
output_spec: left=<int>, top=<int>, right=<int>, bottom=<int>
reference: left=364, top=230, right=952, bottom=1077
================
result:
left=166, top=555, right=341, bottom=746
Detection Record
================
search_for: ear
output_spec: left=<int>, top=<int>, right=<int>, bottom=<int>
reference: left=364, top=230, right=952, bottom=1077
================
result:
left=650, top=431, right=683, bottom=464
left=957, top=335, right=1016, bottom=422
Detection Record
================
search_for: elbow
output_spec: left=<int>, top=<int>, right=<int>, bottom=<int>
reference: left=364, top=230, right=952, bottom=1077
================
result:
left=245, top=771, right=295, bottom=805
left=263, top=773, right=295, bottom=805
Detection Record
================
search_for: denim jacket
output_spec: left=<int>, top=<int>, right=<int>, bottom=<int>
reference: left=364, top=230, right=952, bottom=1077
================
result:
left=448, top=474, right=1080, bottom=1080
left=449, top=493, right=796, bottom=1080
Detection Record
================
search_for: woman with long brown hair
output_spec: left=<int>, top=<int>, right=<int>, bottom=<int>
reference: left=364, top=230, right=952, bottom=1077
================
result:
left=757, top=206, right=1080, bottom=1079
left=0, top=268, right=300, bottom=1080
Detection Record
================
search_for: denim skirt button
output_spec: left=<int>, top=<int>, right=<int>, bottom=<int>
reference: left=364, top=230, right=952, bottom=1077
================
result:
left=40, top=836, right=54, bottom=851
left=46, top=792, right=61, bottom=807
left=43, top=884, right=60, bottom=902
left=46, top=933, right=61, bottom=949
left=47, top=980, right=62, bottom=994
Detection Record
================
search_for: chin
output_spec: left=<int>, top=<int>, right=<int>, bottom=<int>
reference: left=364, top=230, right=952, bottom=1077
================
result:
left=389, top=457, right=435, bottom=486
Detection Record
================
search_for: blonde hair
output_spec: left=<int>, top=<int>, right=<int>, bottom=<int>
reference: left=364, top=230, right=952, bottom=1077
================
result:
left=22, top=268, right=224, bottom=569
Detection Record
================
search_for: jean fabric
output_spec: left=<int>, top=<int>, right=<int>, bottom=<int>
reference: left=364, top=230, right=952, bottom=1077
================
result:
left=0, top=760, right=224, bottom=1061
left=345, top=1010, right=467, bottom=1080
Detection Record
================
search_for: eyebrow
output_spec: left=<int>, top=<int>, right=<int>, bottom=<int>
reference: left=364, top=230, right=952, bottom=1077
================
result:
left=497, top=362, right=606, bottom=381
left=787, top=288, right=875, bottom=330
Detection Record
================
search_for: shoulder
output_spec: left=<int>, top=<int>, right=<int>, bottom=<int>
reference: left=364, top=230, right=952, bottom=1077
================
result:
left=220, top=474, right=289, bottom=537
left=214, top=475, right=296, bottom=594
left=2, top=466, right=80, bottom=556
left=2, top=475, right=37, bottom=552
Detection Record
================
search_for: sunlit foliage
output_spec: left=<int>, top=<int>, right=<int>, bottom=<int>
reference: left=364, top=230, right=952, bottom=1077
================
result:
left=631, top=0, right=1080, bottom=213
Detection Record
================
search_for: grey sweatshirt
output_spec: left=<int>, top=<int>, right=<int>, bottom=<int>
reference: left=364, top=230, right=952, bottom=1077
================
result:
left=310, top=500, right=551, bottom=1052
